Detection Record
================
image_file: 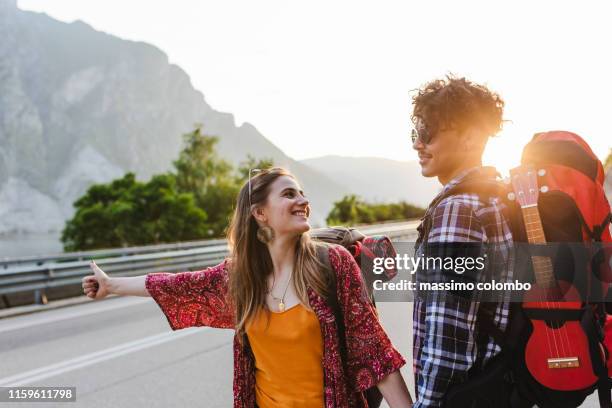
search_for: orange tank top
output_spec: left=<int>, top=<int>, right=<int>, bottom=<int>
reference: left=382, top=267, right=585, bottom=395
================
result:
left=245, top=304, right=324, bottom=408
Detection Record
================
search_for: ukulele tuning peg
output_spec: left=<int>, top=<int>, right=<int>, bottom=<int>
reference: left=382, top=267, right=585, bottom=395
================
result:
left=540, top=186, right=549, bottom=193
left=507, top=192, right=516, bottom=201
left=538, top=169, right=546, bottom=177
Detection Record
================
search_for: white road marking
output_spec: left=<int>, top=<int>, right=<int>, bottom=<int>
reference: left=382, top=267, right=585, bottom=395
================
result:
left=0, top=328, right=207, bottom=387
left=0, top=297, right=151, bottom=334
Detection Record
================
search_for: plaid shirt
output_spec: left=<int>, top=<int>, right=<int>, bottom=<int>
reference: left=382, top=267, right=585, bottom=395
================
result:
left=413, top=166, right=514, bottom=408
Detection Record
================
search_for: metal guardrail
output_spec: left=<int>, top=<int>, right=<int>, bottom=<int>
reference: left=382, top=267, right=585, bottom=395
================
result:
left=0, top=221, right=419, bottom=306
left=0, top=238, right=228, bottom=269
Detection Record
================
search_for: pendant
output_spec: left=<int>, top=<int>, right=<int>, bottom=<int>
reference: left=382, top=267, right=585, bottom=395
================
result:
left=278, top=301, right=285, bottom=312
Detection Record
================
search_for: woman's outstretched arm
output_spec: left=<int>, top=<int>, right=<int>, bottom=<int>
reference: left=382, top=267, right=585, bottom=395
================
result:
left=83, top=259, right=234, bottom=330
left=82, top=261, right=149, bottom=298
left=108, top=275, right=149, bottom=297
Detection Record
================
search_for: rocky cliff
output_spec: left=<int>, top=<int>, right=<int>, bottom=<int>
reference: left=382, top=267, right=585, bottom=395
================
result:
left=0, top=0, right=344, bottom=234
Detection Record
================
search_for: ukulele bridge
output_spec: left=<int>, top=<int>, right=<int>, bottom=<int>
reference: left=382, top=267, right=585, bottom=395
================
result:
left=547, top=357, right=579, bottom=369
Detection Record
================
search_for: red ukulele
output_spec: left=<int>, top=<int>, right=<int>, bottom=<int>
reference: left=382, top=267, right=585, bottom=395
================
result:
left=510, top=164, right=602, bottom=391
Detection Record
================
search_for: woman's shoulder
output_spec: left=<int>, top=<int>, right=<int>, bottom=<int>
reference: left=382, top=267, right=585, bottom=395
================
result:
left=326, top=243, right=352, bottom=259
left=314, top=242, right=352, bottom=264
left=323, top=244, right=357, bottom=277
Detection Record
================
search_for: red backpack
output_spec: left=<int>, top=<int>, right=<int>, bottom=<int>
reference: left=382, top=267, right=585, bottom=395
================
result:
left=507, top=131, right=612, bottom=408
left=440, top=131, right=612, bottom=408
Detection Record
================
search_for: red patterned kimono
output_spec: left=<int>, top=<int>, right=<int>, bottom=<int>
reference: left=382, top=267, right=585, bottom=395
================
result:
left=145, top=245, right=405, bottom=407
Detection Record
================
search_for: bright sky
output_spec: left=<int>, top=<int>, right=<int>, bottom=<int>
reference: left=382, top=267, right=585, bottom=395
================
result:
left=18, top=0, right=612, bottom=176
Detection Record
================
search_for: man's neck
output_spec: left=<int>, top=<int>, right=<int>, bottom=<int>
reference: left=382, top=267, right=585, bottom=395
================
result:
left=438, top=160, right=482, bottom=186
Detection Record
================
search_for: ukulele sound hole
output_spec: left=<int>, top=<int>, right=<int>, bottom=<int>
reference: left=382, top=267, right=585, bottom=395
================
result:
left=544, top=320, right=566, bottom=329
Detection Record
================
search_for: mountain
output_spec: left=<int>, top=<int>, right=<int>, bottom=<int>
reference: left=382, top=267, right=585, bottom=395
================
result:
left=301, top=156, right=441, bottom=208
left=0, top=0, right=345, bottom=236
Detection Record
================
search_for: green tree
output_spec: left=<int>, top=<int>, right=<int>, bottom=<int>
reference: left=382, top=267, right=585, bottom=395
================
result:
left=61, top=173, right=208, bottom=251
left=326, top=195, right=361, bottom=225
left=237, top=155, right=275, bottom=183
left=193, top=155, right=275, bottom=237
left=62, top=126, right=276, bottom=250
left=173, top=126, right=234, bottom=202
left=400, top=201, right=425, bottom=219
left=130, top=173, right=209, bottom=245
left=172, top=127, right=275, bottom=237
left=326, top=194, right=425, bottom=226
left=172, top=126, right=237, bottom=237
left=61, top=175, right=134, bottom=250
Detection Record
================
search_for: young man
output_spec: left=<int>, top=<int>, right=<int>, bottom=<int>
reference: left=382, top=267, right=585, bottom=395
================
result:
left=410, top=76, right=515, bottom=407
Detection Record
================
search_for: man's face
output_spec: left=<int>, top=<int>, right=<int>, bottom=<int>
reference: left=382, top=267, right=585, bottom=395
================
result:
left=411, top=120, right=468, bottom=183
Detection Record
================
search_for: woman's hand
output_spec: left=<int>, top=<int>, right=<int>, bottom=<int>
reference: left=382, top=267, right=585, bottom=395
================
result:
left=82, top=261, right=149, bottom=298
left=82, top=261, right=111, bottom=300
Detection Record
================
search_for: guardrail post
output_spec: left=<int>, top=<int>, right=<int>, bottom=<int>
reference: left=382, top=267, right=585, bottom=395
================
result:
left=34, top=289, right=48, bottom=305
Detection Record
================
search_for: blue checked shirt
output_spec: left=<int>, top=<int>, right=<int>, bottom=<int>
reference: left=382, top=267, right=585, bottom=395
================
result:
left=413, top=166, right=514, bottom=408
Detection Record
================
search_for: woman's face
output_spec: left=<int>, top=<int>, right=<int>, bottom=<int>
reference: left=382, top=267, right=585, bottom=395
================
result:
left=256, top=175, right=311, bottom=237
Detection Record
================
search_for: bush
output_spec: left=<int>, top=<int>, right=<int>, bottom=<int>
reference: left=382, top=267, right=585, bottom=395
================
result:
left=61, top=172, right=208, bottom=251
left=326, top=195, right=425, bottom=226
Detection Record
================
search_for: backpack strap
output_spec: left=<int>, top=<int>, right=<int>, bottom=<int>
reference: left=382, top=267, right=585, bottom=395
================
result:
left=443, top=179, right=507, bottom=205
left=316, top=244, right=384, bottom=408
left=592, top=212, right=612, bottom=242
left=428, top=167, right=505, bottom=208
left=476, top=303, right=507, bottom=348
left=416, top=174, right=511, bottom=248
left=316, top=245, right=347, bottom=364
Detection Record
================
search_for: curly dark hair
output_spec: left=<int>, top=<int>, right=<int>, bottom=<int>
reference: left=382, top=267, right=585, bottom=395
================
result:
left=411, top=75, right=505, bottom=138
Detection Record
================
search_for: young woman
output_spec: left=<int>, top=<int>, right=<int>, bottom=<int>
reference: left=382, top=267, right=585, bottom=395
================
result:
left=82, top=167, right=413, bottom=407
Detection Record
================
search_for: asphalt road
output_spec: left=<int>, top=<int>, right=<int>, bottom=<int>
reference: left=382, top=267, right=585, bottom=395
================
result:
left=0, top=295, right=601, bottom=407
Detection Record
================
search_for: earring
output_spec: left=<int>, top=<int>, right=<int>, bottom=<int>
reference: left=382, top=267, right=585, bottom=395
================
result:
left=257, top=226, right=275, bottom=243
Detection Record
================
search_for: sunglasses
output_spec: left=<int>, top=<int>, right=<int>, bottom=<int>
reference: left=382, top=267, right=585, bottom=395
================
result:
left=248, top=168, right=262, bottom=207
left=410, top=124, right=434, bottom=145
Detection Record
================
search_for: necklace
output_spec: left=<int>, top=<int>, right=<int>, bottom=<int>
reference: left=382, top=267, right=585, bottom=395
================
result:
left=267, top=269, right=293, bottom=312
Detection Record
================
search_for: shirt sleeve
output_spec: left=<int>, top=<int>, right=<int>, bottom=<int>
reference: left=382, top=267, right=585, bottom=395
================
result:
left=145, top=260, right=234, bottom=330
left=414, top=198, right=486, bottom=408
left=330, top=245, right=406, bottom=392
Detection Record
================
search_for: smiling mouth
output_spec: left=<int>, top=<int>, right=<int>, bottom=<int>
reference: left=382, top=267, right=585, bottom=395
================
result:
left=292, top=210, right=308, bottom=217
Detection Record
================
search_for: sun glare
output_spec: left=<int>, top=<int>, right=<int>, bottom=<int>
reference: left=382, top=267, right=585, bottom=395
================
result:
left=483, top=127, right=532, bottom=177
